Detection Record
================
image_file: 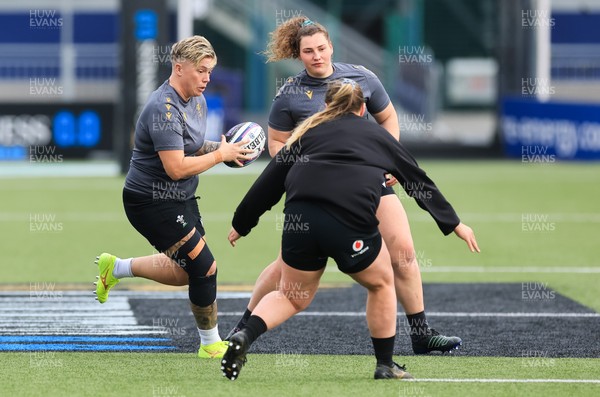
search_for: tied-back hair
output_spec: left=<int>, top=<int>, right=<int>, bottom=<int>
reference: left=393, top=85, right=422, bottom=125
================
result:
left=264, top=16, right=330, bottom=62
left=286, top=79, right=364, bottom=150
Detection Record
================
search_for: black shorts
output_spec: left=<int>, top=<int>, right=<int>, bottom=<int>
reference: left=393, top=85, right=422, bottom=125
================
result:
left=281, top=201, right=382, bottom=274
left=122, top=188, right=205, bottom=252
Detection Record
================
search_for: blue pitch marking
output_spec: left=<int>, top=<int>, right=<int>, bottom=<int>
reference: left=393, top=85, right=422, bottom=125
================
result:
left=0, top=343, right=176, bottom=351
left=0, top=336, right=176, bottom=351
left=0, top=336, right=171, bottom=343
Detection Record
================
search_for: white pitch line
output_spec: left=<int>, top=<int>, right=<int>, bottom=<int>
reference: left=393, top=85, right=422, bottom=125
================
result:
left=406, top=212, right=600, bottom=223
left=411, top=378, right=600, bottom=384
left=426, top=312, right=600, bottom=318
left=217, top=311, right=599, bottom=318
left=0, top=325, right=161, bottom=330
left=0, top=295, right=166, bottom=336
left=0, top=319, right=139, bottom=325
left=0, top=311, right=135, bottom=317
left=0, top=291, right=251, bottom=299
left=0, top=305, right=131, bottom=312
left=3, top=211, right=600, bottom=223
left=420, top=266, right=600, bottom=274
left=0, top=295, right=131, bottom=301
left=0, top=328, right=166, bottom=336
left=326, top=266, right=600, bottom=273
left=0, top=326, right=165, bottom=333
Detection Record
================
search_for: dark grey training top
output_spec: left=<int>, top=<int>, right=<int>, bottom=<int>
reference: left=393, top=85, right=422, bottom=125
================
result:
left=268, top=62, right=391, bottom=132
left=125, top=80, right=207, bottom=200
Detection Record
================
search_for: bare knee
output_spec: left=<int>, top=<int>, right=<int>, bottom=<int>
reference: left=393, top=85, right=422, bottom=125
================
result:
left=360, top=267, right=394, bottom=292
left=286, top=294, right=312, bottom=312
left=263, top=258, right=283, bottom=282
left=387, top=239, right=417, bottom=273
left=278, top=284, right=314, bottom=312
left=205, top=261, right=217, bottom=276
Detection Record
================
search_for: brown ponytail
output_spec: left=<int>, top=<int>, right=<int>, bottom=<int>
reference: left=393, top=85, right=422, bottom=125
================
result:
left=264, top=16, right=330, bottom=62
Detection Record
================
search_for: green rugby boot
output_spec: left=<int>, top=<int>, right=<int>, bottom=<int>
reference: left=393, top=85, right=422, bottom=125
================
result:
left=94, top=253, right=120, bottom=304
left=198, top=340, right=229, bottom=359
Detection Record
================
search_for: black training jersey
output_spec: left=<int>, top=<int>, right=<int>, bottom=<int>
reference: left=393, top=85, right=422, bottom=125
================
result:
left=125, top=80, right=208, bottom=200
left=233, top=114, right=460, bottom=236
left=268, top=62, right=390, bottom=132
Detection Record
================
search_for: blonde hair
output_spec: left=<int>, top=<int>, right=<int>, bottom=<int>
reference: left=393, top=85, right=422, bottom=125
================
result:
left=264, top=16, right=330, bottom=62
left=286, top=79, right=364, bottom=149
left=170, top=35, right=217, bottom=67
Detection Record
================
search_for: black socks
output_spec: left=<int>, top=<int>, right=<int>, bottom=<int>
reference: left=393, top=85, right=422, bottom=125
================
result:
left=241, top=315, right=268, bottom=345
left=371, top=336, right=395, bottom=367
left=238, top=308, right=252, bottom=327
left=406, top=311, right=429, bottom=341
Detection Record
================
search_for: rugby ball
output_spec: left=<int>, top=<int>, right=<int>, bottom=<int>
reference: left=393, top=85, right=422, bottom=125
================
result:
left=223, top=121, right=266, bottom=168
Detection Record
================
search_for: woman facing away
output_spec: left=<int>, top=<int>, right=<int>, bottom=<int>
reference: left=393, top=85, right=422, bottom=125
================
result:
left=221, top=79, right=479, bottom=381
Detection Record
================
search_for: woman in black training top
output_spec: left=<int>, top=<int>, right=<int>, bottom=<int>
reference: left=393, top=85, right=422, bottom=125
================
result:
left=221, top=78, right=479, bottom=381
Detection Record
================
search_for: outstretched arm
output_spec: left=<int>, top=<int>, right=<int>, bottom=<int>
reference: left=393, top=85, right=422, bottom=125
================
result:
left=453, top=222, right=480, bottom=253
left=227, top=228, right=242, bottom=247
left=381, top=135, right=480, bottom=252
left=231, top=147, right=296, bottom=238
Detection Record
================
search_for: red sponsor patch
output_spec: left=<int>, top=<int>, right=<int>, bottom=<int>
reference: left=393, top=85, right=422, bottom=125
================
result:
left=352, top=240, right=364, bottom=252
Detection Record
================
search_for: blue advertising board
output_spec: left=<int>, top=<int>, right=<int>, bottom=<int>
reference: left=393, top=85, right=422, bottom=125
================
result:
left=501, top=97, right=600, bottom=161
left=0, top=104, right=113, bottom=161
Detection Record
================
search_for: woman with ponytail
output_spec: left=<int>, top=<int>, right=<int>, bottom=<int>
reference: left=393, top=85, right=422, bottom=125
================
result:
left=227, top=16, right=480, bottom=356
left=221, top=80, right=479, bottom=381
